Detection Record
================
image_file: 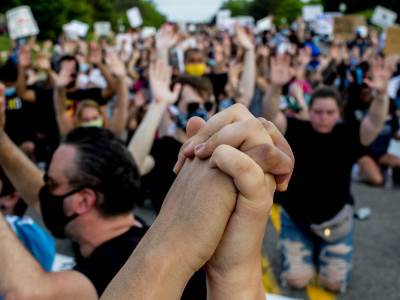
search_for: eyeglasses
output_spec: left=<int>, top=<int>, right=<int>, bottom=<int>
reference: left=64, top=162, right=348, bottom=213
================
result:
left=187, top=101, right=214, bottom=113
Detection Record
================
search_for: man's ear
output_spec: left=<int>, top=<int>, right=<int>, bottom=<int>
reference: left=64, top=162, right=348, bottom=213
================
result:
left=0, top=192, right=20, bottom=211
left=75, top=188, right=97, bottom=214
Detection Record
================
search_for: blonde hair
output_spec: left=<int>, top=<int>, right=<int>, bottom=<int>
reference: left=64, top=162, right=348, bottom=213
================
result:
left=76, top=100, right=101, bottom=122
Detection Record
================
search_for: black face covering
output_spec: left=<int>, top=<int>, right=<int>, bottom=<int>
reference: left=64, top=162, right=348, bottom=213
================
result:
left=39, top=185, right=82, bottom=239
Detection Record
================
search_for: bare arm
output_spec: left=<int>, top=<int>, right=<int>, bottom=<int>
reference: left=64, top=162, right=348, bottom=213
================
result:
left=262, top=55, right=294, bottom=134
left=155, top=24, right=178, bottom=65
left=360, top=59, right=391, bottom=146
left=236, top=26, right=256, bottom=107
left=0, top=214, right=97, bottom=300
left=98, top=63, right=116, bottom=99
left=128, top=61, right=181, bottom=175
left=54, top=87, right=74, bottom=136
left=16, top=46, right=36, bottom=102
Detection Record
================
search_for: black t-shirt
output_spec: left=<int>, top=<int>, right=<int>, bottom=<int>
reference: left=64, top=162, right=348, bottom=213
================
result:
left=74, top=224, right=148, bottom=296
left=4, top=88, right=35, bottom=145
left=142, top=136, right=181, bottom=212
left=277, top=117, right=366, bottom=226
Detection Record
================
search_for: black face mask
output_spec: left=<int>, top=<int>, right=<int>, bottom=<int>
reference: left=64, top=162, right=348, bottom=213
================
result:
left=39, top=185, right=82, bottom=239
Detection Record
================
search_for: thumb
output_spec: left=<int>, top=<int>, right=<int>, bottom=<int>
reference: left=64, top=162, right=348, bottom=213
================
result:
left=186, top=117, right=206, bottom=138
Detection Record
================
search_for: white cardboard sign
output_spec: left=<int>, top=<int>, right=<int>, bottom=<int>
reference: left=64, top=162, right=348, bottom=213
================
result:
left=234, top=16, right=255, bottom=28
left=63, top=20, right=89, bottom=39
left=6, top=6, right=39, bottom=40
left=127, top=7, right=143, bottom=28
left=314, top=14, right=334, bottom=35
left=94, top=21, right=111, bottom=36
left=302, top=5, right=323, bottom=22
left=256, top=17, right=272, bottom=33
left=217, top=10, right=231, bottom=26
left=371, top=6, right=397, bottom=28
left=141, top=26, right=156, bottom=39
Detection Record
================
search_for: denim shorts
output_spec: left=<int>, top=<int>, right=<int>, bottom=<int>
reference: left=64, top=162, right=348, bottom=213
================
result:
left=279, top=209, right=353, bottom=293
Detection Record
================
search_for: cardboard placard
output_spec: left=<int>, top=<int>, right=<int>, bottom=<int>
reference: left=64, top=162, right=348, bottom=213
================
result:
left=314, top=14, right=334, bottom=35
left=216, top=10, right=231, bottom=26
left=6, top=6, right=39, bottom=40
left=233, top=16, right=255, bottom=28
left=127, top=7, right=143, bottom=28
left=94, top=21, right=111, bottom=36
left=302, top=5, right=323, bottom=22
left=385, top=27, right=400, bottom=55
left=63, top=20, right=89, bottom=39
left=371, top=6, right=397, bottom=28
left=256, top=17, right=272, bottom=33
left=141, top=26, right=156, bottom=39
left=334, top=15, right=366, bottom=41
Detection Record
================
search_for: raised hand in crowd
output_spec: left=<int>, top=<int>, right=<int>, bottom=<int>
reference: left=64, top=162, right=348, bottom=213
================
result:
left=270, top=54, right=294, bottom=87
left=156, top=24, right=179, bottom=63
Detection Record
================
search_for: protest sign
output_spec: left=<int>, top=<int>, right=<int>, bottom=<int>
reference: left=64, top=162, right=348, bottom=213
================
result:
left=217, top=10, right=231, bottom=26
left=234, top=16, right=255, bottom=28
left=256, top=17, right=272, bottom=33
left=314, top=14, right=334, bottom=35
left=94, top=22, right=111, bottom=36
left=141, top=27, right=156, bottom=39
left=385, top=27, right=400, bottom=55
left=63, top=20, right=89, bottom=39
left=334, top=15, right=366, bottom=40
left=127, top=7, right=143, bottom=28
left=302, top=5, right=323, bottom=22
left=371, top=6, right=397, bottom=28
left=6, top=6, right=39, bottom=40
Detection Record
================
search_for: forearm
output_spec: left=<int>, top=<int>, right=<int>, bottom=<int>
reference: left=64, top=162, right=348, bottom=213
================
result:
left=108, top=77, right=129, bottom=136
left=361, top=92, right=390, bottom=146
left=0, top=214, right=46, bottom=299
left=98, top=64, right=115, bottom=99
left=0, top=133, right=43, bottom=212
left=54, top=88, right=73, bottom=135
left=263, top=84, right=282, bottom=121
left=238, top=49, right=256, bottom=107
left=16, top=66, right=28, bottom=96
left=207, top=266, right=265, bottom=300
left=101, top=222, right=192, bottom=300
left=128, top=102, right=168, bottom=175
left=156, top=47, right=169, bottom=65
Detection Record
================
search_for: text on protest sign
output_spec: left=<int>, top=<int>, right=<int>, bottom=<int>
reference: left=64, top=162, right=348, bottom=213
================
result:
left=127, top=7, right=143, bottom=28
left=6, top=6, right=39, bottom=40
left=371, top=6, right=397, bottom=28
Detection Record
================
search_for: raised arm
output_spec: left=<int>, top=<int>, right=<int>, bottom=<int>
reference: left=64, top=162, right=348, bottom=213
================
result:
left=0, top=85, right=43, bottom=213
left=360, top=58, right=391, bottom=146
left=16, top=45, right=36, bottom=102
left=236, top=25, right=256, bottom=107
left=263, top=55, right=293, bottom=134
left=155, top=24, right=178, bottom=65
left=105, top=51, right=129, bottom=137
left=53, top=61, right=76, bottom=136
left=128, top=61, right=181, bottom=175
left=88, top=42, right=115, bottom=100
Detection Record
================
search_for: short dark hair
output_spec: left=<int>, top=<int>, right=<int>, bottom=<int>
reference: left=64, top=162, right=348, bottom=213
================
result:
left=173, top=75, right=213, bottom=104
left=0, top=167, right=27, bottom=217
left=184, top=48, right=204, bottom=62
left=54, top=55, right=79, bottom=74
left=63, top=127, right=141, bottom=217
left=309, top=86, right=342, bottom=108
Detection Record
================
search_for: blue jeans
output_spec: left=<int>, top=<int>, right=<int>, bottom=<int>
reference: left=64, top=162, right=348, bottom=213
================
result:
left=279, top=209, right=353, bottom=293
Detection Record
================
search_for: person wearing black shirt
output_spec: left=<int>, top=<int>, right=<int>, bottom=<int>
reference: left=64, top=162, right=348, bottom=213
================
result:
left=263, top=55, right=390, bottom=292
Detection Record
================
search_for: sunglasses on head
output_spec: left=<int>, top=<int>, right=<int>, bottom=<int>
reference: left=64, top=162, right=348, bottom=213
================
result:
left=187, top=101, right=214, bottom=113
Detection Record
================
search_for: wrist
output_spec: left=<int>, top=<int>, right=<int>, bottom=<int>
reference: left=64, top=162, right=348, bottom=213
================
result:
left=206, top=262, right=264, bottom=300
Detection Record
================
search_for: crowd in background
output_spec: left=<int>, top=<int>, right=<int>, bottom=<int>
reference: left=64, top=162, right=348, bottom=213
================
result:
left=0, top=15, right=399, bottom=298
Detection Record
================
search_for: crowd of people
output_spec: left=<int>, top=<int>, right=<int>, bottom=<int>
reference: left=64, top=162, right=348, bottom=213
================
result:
left=0, top=15, right=399, bottom=299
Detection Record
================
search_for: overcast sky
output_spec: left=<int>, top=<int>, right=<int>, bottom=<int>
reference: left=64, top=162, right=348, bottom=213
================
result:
left=152, top=0, right=225, bottom=22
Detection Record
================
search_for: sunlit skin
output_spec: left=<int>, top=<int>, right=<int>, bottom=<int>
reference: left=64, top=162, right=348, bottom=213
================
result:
left=309, top=97, right=340, bottom=134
